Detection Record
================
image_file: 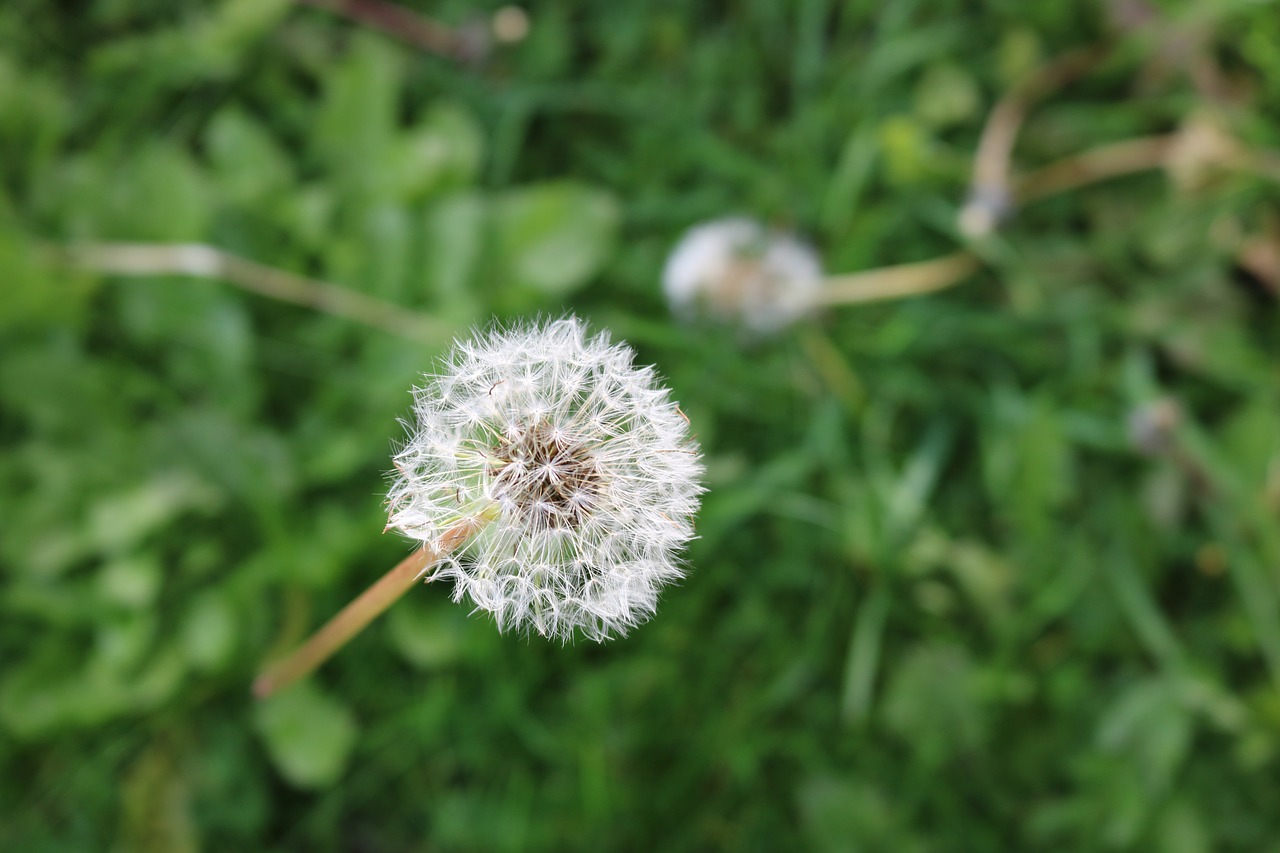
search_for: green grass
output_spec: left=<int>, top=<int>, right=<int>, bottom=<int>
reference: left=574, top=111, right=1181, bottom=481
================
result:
left=2, top=1, right=1279, bottom=850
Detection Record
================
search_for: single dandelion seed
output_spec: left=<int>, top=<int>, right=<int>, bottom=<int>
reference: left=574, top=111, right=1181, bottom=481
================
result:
left=662, top=217, right=823, bottom=335
left=254, top=317, right=703, bottom=698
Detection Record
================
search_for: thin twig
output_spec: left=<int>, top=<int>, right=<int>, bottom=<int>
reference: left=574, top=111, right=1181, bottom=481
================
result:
left=253, top=517, right=484, bottom=699
left=58, top=242, right=450, bottom=344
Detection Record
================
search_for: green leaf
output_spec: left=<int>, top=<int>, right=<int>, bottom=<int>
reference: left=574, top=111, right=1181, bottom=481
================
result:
left=118, top=740, right=199, bottom=853
left=1097, top=679, right=1193, bottom=796
left=0, top=644, right=186, bottom=738
left=108, top=145, right=212, bottom=240
left=205, top=107, right=293, bottom=205
left=254, top=681, right=359, bottom=789
left=0, top=53, right=69, bottom=173
left=202, top=0, right=292, bottom=61
left=0, top=228, right=94, bottom=330
left=93, top=612, right=159, bottom=674
left=882, top=643, right=987, bottom=762
left=368, top=203, right=415, bottom=299
left=877, top=115, right=931, bottom=186
left=913, top=63, right=979, bottom=128
left=418, top=191, right=485, bottom=319
left=1221, top=398, right=1280, bottom=497
left=390, top=104, right=485, bottom=201
left=181, top=591, right=239, bottom=672
left=97, top=554, right=163, bottom=610
left=87, top=472, right=221, bottom=557
left=490, top=182, right=620, bottom=307
left=313, top=34, right=400, bottom=199
left=1152, top=799, right=1212, bottom=853
left=387, top=592, right=468, bottom=670
left=798, top=776, right=925, bottom=853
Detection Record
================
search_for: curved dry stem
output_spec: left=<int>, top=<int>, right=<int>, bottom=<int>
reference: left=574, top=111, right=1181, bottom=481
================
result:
left=817, top=252, right=981, bottom=306
left=1018, top=133, right=1280, bottom=203
left=253, top=518, right=484, bottom=699
left=1241, top=148, right=1280, bottom=184
left=962, top=43, right=1114, bottom=236
left=1016, top=134, right=1176, bottom=202
left=57, top=242, right=450, bottom=344
left=817, top=129, right=1278, bottom=309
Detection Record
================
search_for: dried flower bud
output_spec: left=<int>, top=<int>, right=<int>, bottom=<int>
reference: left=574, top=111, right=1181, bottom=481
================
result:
left=662, top=217, right=823, bottom=335
left=387, top=317, right=704, bottom=641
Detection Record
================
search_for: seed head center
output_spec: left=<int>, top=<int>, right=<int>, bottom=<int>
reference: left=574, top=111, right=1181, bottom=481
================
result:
left=491, top=422, right=600, bottom=528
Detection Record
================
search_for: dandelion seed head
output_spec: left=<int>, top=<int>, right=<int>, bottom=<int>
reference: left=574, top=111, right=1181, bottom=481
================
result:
left=662, top=217, right=823, bottom=335
left=1127, top=397, right=1182, bottom=458
left=387, top=317, right=704, bottom=642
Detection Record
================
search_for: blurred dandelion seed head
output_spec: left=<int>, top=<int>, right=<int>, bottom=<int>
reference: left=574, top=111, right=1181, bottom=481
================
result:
left=1127, top=397, right=1183, bottom=457
left=662, top=217, right=823, bottom=334
left=386, top=317, right=704, bottom=641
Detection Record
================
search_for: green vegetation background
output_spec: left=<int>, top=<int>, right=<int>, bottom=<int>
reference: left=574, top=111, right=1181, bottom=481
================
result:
left=3, top=0, right=1280, bottom=849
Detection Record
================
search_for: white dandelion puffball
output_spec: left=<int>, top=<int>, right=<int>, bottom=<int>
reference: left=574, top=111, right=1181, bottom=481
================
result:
left=662, top=217, right=824, bottom=334
left=387, top=317, right=704, bottom=642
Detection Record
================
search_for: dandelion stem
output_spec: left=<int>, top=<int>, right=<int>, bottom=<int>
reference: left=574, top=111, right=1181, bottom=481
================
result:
left=815, top=132, right=1279, bottom=308
left=1015, top=134, right=1177, bottom=202
left=961, top=43, right=1113, bottom=237
left=817, top=252, right=981, bottom=306
left=55, top=241, right=450, bottom=344
left=294, top=0, right=528, bottom=61
left=253, top=517, right=484, bottom=699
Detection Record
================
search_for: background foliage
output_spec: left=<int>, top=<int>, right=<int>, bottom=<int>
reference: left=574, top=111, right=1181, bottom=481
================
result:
left=2, top=0, right=1279, bottom=850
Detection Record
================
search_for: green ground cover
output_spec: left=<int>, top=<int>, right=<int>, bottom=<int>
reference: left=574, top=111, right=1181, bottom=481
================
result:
left=2, top=1, right=1279, bottom=849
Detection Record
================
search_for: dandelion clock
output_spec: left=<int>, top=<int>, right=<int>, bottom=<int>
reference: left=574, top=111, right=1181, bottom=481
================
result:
left=662, top=217, right=824, bottom=335
left=255, top=317, right=704, bottom=697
